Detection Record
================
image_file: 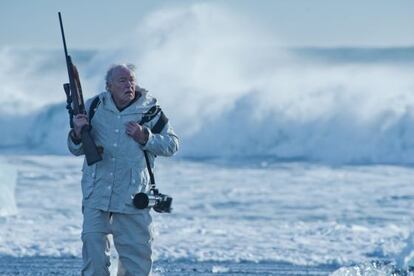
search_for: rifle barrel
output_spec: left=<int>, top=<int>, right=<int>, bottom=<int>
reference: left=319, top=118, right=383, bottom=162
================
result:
left=58, top=12, right=69, bottom=59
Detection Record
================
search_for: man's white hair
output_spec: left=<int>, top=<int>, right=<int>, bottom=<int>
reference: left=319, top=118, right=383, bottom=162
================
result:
left=105, top=63, right=136, bottom=90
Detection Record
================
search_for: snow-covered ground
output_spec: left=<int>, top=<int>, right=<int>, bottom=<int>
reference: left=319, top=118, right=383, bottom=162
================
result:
left=1, top=155, right=414, bottom=275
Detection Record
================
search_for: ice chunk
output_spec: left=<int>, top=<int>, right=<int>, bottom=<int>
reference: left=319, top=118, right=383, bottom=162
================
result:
left=331, top=260, right=408, bottom=276
left=0, top=163, right=17, bottom=216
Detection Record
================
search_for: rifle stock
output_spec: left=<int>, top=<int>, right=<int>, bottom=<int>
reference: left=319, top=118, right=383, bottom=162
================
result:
left=59, top=12, right=102, bottom=165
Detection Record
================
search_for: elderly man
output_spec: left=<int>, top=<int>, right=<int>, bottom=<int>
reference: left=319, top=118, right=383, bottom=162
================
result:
left=67, top=64, right=179, bottom=275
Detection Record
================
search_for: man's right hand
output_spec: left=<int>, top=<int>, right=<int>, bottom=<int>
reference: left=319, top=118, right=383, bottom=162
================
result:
left=72, top=114, right=89, bottom=139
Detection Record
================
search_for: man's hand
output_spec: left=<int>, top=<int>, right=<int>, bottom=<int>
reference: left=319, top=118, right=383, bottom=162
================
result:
left=72, top=114, right=89, bottom=139
left=126, top=121, right=149, bottom=145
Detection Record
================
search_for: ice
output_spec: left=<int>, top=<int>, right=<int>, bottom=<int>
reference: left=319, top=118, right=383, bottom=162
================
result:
left=0, top=158, right=18, bottom=217
left=211, top=265, right=229, bottom=273
left=331, top=260, right=410, bottom=276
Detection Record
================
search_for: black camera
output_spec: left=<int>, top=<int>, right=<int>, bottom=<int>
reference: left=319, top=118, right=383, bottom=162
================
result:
left=133, top=189, right=173, bottom=213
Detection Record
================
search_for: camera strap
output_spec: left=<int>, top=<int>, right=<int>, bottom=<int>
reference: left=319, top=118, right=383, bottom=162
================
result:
left=143, top=152, right=155, bottom=188
left=139, top=106, right=169, bottom=190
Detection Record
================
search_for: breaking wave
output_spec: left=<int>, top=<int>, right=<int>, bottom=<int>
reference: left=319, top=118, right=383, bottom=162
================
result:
left=1, top=4, right=414, bottom=164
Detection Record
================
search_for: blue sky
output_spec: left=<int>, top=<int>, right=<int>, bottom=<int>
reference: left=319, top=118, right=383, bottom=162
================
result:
left=1, top=0, right=413, bottom=49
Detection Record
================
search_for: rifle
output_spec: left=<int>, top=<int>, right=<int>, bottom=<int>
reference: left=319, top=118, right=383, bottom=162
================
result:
left=58, top=12, right=102, bottom=166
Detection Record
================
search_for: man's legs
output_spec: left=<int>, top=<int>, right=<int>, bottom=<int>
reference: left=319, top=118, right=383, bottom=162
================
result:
left=112, top=211, right=153, bottom=276
left=81, top=207, right=112, bottom=276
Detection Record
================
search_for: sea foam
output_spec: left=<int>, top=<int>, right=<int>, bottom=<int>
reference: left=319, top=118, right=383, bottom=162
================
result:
left=0, top=4, right=414, bottom=165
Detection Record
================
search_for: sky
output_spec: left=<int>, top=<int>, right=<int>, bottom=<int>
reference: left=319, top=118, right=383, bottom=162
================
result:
left=1, top=0, right=414, bottom=50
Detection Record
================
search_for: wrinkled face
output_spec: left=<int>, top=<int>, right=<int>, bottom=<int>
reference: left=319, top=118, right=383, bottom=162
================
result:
left=107, top=66, right=136, bottom=108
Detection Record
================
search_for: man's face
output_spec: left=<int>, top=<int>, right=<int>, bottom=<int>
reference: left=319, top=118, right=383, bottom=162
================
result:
left=108, top=66, right=136, bottom=107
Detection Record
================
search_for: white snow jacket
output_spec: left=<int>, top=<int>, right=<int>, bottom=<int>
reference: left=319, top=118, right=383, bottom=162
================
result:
left=67, top=88, right=179, bottom=214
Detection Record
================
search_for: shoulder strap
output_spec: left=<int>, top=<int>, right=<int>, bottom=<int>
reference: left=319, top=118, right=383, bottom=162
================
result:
left=151, top=112, right=169, bottom=134
left=139, top=105, right=168, bottom=134
left=88, top=96, right=101, bottom=123
left=139, top=105, right=169, bottom=134
left=139, top=106, right=160, bottom=125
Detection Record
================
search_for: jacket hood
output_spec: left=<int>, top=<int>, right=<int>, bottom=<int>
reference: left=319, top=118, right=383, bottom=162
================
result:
left=99, top=85, right=157, bottom=115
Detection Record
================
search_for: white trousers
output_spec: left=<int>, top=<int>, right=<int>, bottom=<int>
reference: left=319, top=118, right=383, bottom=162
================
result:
left=81, top=207, right=153, bottom=276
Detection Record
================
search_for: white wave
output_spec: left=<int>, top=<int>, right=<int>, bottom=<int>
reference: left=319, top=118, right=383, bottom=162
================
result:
left=0, top=4, right=414, bottom=164
left=0, top=48, right=68, bottom=115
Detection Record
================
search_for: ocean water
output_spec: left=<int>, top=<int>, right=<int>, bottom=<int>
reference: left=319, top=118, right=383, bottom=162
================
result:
left=1, top=156, right=414, bottom=275
left=1, top=4, right=414, bottom=275
left=2, top=45, right=414, bottom=165
left=1, top=6, right=414, bottom=164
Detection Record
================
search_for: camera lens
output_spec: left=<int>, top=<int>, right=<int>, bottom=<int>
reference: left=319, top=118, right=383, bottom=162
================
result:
left=133, top=193, right=149, bottom=209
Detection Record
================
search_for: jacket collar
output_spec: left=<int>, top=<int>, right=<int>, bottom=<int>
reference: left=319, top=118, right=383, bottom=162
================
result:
left=101, top=87, right=157, bottom=115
